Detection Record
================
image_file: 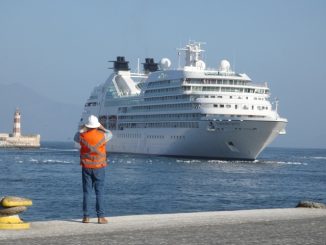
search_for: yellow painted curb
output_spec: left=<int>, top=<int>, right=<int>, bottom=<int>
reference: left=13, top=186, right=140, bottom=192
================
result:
left=1, top=196, right=32, bottom=207
left=0, top=222, right=30, bottom=230
left=0, top=215, right=23, bottom=224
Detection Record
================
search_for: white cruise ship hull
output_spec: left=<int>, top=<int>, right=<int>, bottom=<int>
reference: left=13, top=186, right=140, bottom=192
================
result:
left=107, top=119, right=286, bottom=160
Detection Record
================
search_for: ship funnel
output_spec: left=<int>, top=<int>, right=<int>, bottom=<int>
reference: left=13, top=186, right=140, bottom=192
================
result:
left=110, top=56, right=130, bottom=72
left=143, top=58, right=159, bottom=74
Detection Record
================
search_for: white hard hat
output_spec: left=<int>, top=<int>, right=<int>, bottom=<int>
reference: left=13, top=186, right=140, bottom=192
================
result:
left=85, top=115, right=101, bottom=128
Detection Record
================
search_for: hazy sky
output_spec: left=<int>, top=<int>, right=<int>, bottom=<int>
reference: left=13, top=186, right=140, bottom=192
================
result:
left=0, top=0, right=325, bottom=148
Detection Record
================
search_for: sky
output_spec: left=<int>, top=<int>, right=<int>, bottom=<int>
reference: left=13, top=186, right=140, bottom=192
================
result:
left=0, top=0, right=325, bottom=148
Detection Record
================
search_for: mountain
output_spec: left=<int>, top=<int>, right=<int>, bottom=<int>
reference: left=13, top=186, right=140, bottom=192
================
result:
left=0, top=83, right=83, bottom=141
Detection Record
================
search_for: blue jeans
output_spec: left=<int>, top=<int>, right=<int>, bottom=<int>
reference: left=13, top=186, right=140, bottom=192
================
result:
left=82, top=167, right=106, bottom=218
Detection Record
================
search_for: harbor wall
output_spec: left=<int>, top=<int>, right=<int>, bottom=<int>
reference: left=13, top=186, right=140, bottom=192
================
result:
left=0, top=134, right=40, bottom=148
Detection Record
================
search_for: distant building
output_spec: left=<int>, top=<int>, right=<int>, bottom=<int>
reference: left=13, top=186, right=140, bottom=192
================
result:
left=0, top=109, right=40, bottom=148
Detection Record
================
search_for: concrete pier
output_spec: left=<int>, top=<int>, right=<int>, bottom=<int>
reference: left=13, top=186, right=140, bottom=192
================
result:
left=1, top=208, right=326, bottom=244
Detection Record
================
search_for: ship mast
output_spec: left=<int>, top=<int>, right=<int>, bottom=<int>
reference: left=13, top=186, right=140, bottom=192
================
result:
left=177, top=41, right=206, bottom=69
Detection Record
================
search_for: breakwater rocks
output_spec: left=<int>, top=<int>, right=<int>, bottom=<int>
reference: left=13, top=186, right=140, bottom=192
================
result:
left=0, top=196, right=33, bottom=230
left=296, top=201, right=326, bottom=209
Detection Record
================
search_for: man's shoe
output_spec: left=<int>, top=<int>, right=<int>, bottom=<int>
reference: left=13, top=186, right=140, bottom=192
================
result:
left=82, top=217, right=90, bottom=223
left=98, top=217, right=108, bottom=224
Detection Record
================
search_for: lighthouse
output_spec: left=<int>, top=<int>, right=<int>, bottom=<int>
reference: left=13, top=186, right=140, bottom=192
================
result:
left=13, top=108, right=21, bottom=137
left=0, top=109, right=40, bottom=147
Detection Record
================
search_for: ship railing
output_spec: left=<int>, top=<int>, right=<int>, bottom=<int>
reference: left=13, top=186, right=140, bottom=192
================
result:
left=182, top=80, right=268, bottom=88
left=143, top=98, right=192, bottom=104
left=118, top=114, right=202, bottom=122
left=250, top=82, right=269, bottom=88
left=144, top=91, right=185, bottom=97
left=121, top=107, right=197, bottom=113
left=130, top=72, right=148, bottom=78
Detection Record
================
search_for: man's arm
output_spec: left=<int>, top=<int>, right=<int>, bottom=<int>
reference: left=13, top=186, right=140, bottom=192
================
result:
left=99, top=125, right=113, bottom=142
left=74, top=125, right=87, bottom=143
left=74, top=132, right=80, bottom=143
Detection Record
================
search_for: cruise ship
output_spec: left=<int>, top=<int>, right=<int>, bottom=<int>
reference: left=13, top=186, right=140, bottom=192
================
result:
left=79, top=42, right=287, bottom=160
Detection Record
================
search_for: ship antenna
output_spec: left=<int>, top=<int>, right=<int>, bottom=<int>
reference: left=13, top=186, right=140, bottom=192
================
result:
left=233, top=49, right=236, bottom=71
left=177, top=51, right=181, bottom=69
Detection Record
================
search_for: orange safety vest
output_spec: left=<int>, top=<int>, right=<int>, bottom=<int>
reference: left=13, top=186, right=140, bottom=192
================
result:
left=79, top=129, right=107, bottom=169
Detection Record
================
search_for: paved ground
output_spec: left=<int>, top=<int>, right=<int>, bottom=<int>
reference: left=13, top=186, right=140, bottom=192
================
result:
left=1, top=208, right=326, bottom=245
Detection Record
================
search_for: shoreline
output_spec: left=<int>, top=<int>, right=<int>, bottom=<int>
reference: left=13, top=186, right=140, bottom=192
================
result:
left=1, top=208, right=326, bottom=244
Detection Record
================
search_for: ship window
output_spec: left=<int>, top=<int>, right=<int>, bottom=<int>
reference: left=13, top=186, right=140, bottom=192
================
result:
left=85, top=102, right=97, bottom=107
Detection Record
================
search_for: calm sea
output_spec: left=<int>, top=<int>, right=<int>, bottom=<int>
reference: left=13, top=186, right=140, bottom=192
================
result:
left=0, top=142, right=325, bottom=221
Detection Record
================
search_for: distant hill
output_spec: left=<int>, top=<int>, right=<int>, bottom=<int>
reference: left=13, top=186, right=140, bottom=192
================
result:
left=0, top=83, right=83, bottom=141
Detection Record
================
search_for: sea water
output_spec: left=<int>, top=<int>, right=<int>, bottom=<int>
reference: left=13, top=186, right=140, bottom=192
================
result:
left=0, top=142, right=325, bottom=221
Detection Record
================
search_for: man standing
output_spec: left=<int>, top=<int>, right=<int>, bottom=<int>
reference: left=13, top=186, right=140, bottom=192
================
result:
left=74, top=115, right=112, bottom=224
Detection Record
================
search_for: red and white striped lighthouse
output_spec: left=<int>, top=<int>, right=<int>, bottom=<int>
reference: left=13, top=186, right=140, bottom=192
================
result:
left=13, top=108, right=21, bottom=137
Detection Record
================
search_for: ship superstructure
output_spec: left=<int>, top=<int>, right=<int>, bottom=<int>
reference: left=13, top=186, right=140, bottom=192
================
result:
left=79, top=42, right=287, bottom=160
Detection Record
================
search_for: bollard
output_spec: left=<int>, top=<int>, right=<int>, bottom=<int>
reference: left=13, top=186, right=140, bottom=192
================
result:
left=0, top=196, right=32, bottom=230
